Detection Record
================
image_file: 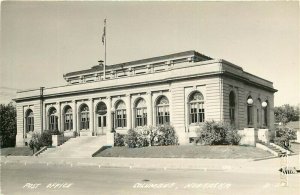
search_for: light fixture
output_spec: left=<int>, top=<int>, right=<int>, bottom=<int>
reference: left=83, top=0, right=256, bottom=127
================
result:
left=111, top=107, right=115, bottom=113
left=247, top=97, right=253, bottom=105
left=262, top=101, right=268, bottom=108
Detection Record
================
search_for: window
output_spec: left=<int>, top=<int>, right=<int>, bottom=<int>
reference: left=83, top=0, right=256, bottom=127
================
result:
left=116, top=101, right=126, bottom=128
left=80, top=104, right=89, bottom=130
left=135, top=98, right=147, bottom=127
left=26, top=109, right=34, bottom=132
left=49, top=107, right=58, bottom=131
left=64, top=106, right=73, bottom=131
left=156, top=96, right=170, bottom=125
left=189, top=92, right=205, bottom=124
left=229, top=91, right=235, bottom=125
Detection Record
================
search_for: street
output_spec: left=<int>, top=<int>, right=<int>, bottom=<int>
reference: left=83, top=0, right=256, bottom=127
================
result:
left=1, top=161, right=299, bottom=195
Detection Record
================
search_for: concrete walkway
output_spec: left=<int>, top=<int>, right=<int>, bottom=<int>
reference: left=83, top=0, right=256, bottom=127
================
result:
left=2, top=155, right=298, bottom=174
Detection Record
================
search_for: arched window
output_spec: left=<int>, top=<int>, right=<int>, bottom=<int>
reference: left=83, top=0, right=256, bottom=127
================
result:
left=80, top=104, right=89, bottom=130
left=247, top=96, right=253, bottom=126
left=116, top=101, right=126, bottom=128
left=229, top=91, right=235, bottom=125
left=189, top=91, right=205, bottom=124
left=156, top=96, right=170, bottom=125
left=48, top=107, right=58, bottom=131
left=64, top=106, right=73, bottom=131
left=135, top=98, right=147, bottom=127
left=25, top=109, right=34, bottom=132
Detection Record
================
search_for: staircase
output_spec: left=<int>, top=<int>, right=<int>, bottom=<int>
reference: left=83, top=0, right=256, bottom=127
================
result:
left=39, top=136, right=107, bottom=158
left=256, top=140, right=289, bottom=157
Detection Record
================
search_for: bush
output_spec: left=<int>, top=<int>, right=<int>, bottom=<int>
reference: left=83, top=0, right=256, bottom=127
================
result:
left=28, top=132, right=42, bottom=153
left=153, top=125, right=178, bottom=146
left=40, top=130, right=52, bottom=147
left=28, top=130, right=53, bottom=154
left=114, top=133, right=125, bottom=147
left=124, top=129, right=138, bottom=148
left=50, top=129, right=61, bottom=135
left=274, top=126, right=297, bottom=149
left=124, top=125, right=178, bottom=148
left=196, top=121, right=241, bottom=145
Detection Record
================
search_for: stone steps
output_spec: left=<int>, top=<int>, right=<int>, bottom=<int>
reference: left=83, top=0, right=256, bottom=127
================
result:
left=39, top=136, right=107, bottom=158
left=256, top=141, right=286, bottom=156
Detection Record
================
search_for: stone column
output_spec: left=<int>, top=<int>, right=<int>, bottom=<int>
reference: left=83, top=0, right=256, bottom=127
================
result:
left=147, top=91, right=153, bottom=126
left=107, top=96, right=112, bottom=132
left=89, top=99, right=94, bottom=136
left=42, top=103, right=46, bottom=130
left=126, top=94, right=132, bottom=129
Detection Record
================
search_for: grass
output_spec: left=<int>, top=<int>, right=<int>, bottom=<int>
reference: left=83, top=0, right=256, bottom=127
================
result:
left=0, top=147, right=33, bottom=156
left=95, top=145, right=273, bottom=159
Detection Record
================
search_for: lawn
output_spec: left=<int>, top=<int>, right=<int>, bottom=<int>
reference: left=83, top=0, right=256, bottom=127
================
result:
left=95, top=145, right=273, bottom=159
left=0, top=147, right=33, bottom=156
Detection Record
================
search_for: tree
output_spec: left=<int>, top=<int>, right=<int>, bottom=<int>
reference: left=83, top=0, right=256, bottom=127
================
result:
left=274, top=104, right=299, bottom=125
left=274, top=126, right=297, bottom=149
left=0, top=102, right=17, bottom=148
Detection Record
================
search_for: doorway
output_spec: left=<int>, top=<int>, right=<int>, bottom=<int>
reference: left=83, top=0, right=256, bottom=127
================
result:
left=96, top=102, right=107, bottom=135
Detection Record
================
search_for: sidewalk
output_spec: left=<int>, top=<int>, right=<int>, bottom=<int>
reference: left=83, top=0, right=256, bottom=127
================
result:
left=1, top=155, right=299, bottom=174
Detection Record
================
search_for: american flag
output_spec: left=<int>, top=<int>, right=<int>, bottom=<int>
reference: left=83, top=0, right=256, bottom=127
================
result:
left=102, top=19, right=106, bottom=45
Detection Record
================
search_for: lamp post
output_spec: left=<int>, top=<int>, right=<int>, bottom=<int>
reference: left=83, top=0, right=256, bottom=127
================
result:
left=247, top=97, right=253, bottom=105
left=111, top=108, right=115, bottom=133
left=262, top=101, right=267, bottom=108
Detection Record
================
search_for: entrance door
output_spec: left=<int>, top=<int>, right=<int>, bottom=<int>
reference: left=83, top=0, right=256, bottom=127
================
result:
left=96, top=102, right=107, bottom=135
left=97, top=115, right=107, bottom=135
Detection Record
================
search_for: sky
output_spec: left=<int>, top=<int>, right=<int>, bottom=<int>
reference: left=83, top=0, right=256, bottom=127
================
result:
left=1, top=1, right=299, bottom=106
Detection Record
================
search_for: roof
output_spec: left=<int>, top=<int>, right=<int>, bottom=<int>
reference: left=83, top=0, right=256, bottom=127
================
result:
left=64, top=50, right=212, bottom=77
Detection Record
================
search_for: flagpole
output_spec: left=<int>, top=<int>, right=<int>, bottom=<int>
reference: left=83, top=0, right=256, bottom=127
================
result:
left=104, top=19, right=106, bottom=80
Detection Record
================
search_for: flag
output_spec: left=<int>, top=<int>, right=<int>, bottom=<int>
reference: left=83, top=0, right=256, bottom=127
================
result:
left=102, top=19, right=106, bottom=45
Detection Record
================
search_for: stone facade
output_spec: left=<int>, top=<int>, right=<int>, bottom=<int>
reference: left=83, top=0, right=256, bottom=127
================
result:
left=14, top=50, right=277, bottom=146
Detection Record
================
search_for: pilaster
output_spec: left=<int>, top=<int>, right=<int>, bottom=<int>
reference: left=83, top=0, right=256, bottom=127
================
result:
left=147, top=91, right=153, bottom=126
left=107, top=96, right=112, bottom=132
left=89, top=99, right=94, bottom=135
left=126, top=94, right=132, bottom=129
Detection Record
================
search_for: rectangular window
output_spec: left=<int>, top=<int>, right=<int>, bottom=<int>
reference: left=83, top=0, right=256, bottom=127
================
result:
left=247, top=105, right=253, bottom=126
left=116, top=110, right=126, bottom=128
left=64, top=114, right=73, bottom=130
left=229, top=108, right=235, bottom=124
left=26, top=117, right=34, bottom=132
left=189, top=102, right=204, bottom=124
left=156, top=106, right=169, bottom=125
left=136, top=108, right=147, bottom=127
left=103, top=116, right=107, bottom=127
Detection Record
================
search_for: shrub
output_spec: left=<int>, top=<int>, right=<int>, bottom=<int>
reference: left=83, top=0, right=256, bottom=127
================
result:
left=40, top=130, right=52, bottom=147
left=124, top=125, right=178, bottom=148
left=196, top=120, right=241, bottom=145
left=28, top=132, right=42, bottom=153
left=274, top=126, right=297, bottom=149
left=28, top=130, right=53, bottom=154
left=50, top=129, right=61, bottom=135
left=114, top=133, right=125, bottom=147
left=153, top=125, right=178, bottom=146
left=124, top=129, right=138, bottom=148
